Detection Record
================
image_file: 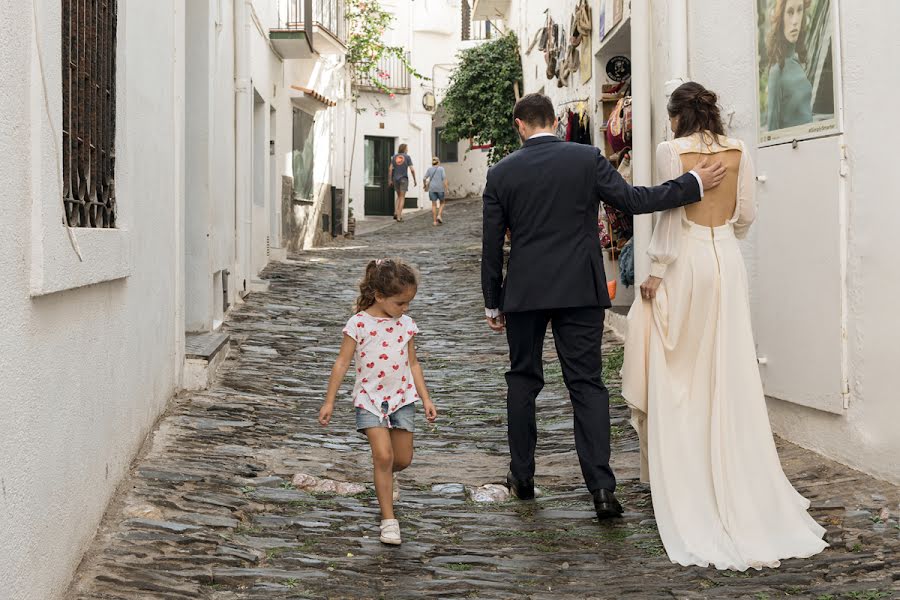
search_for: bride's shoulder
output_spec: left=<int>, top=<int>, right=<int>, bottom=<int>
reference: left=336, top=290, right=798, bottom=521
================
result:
left=722, top=136, right=747, bottom=152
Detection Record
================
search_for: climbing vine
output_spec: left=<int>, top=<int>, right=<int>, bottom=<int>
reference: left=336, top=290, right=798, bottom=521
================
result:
left=441, top=33, right=523, bottom=164
left=345, top=0, right=425, bottom=98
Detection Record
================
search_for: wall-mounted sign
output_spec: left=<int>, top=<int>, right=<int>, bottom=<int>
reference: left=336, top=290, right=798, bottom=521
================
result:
left=757, top=0, right=840, bottom=145
left=606, top=56, right=631, bottom=82
left=422, top=91, right=436, bottom=112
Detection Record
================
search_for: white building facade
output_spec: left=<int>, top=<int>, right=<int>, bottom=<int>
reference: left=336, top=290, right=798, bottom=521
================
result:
left=1, top=0, right=348, bottom=597
left=487, top=0, right=900, bottom=483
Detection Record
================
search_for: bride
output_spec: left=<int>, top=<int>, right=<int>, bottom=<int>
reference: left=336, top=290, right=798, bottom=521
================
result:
left=622, top=82, right=827, bottom=570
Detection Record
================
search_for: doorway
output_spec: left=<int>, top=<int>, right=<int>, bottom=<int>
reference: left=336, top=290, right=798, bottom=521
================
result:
left=364, top=136, right=394, bottom=216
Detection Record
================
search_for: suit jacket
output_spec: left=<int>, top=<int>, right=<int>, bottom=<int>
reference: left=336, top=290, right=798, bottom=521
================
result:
left=481, top=135, right=701, bottom=313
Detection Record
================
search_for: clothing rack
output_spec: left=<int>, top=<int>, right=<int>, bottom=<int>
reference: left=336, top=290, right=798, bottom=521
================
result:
left=557, top=97, right=590, bottom=107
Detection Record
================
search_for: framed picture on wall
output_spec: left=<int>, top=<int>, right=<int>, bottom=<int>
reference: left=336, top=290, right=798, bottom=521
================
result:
left=757, top=0, right=841, bottom=145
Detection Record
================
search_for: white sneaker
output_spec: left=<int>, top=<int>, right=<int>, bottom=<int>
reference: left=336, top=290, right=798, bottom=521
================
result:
left=380, top=519, right=401, bottom=545
left=392, top=473, right=400, bottom=502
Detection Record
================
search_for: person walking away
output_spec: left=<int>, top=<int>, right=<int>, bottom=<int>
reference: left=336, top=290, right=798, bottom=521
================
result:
left=424, top=157, right=449, bottom=226
left=319, top=259, right=438, bottom=545
left=389, top=144, right=417, bottom=222
left=481, top=93, right=726, bottom=521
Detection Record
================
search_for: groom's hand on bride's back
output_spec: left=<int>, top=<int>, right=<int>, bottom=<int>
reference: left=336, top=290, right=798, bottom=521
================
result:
left=694, top=157, right=727, bottom=191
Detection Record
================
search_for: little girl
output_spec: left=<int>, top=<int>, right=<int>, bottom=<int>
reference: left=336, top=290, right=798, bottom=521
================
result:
left=318, top=258, right=437, bottom=545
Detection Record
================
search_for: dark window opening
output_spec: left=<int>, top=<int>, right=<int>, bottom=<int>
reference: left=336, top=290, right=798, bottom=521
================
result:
left=435, top=128, right=458, bottom=163
left=292, top=108, right=315, bottom=201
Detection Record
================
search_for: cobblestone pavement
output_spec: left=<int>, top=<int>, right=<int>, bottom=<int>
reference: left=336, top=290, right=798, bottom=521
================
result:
left=68, top=200, right=899, bottom=600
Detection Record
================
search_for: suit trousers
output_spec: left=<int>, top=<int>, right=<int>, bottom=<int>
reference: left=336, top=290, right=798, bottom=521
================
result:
left=504, top=306, right=616, bottom=493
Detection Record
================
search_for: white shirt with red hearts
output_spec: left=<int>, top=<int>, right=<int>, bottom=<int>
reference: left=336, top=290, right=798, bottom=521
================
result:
left=343, top=311, right=420, bottom=421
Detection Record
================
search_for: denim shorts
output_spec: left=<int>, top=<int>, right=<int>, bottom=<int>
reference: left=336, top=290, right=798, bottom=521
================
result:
left=356, top=401, right=415, bottom=433
left=429, top=191, right=445, bottom=202
left=394, top=177, right=409, bottom=193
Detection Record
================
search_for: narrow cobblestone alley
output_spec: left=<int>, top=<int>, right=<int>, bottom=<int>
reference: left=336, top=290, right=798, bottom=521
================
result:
left=68, top=200, right=899, bottom=600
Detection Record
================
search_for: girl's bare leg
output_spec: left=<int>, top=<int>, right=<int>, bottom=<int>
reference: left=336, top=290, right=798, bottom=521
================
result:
left=365, top=428, right=395, bottom=520
left=390, top=429, right=413, bottom=472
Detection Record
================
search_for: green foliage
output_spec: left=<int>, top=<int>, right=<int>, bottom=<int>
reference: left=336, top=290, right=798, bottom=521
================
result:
left=441, top=33, right=523, bottom=165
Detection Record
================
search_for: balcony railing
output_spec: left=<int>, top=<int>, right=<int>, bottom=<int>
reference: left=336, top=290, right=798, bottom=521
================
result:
left=278, top=0, right=346, bottom=45
left=352, top=53, right=411, bottom=95
left=468, top=19, right=502, bottom=41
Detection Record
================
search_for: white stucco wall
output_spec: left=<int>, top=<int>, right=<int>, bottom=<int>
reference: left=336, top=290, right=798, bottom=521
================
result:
left=283, top=51, right=349, bottom=248
left=0, top=1, right=184, bottom=598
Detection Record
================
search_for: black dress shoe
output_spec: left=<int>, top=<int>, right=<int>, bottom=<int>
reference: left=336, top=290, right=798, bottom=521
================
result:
left=506, top=471, right=535, bottom=500
left=592, top=489, right=624, bottom=519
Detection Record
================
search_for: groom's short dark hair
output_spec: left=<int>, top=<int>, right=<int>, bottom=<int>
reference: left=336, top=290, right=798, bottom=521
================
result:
left=513, top=93, right=555, bottom=127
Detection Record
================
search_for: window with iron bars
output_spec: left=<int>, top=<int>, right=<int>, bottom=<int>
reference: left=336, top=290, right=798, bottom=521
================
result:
left=62, top=0, right=118, bottom=228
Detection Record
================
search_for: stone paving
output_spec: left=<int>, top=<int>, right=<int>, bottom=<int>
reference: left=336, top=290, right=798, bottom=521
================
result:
left=68, top=200, right=899, bottom=599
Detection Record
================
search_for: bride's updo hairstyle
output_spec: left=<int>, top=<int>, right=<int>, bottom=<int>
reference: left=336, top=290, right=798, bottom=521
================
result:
left=667, top=82, right=726, bottom=141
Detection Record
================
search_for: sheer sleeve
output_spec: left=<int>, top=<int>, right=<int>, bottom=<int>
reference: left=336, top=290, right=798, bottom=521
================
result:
left=733, top=141, right=757, bottom=240
left=648, top=142, right=686, bottom=278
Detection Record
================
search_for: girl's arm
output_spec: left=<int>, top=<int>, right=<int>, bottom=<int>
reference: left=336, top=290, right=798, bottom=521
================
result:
left=319, top=335, right=358, bottom=426
left=407, top=340, right=437, bottom=422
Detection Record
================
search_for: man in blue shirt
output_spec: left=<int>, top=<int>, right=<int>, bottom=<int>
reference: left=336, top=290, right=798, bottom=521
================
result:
left=389, top=144, right=417, bottom=221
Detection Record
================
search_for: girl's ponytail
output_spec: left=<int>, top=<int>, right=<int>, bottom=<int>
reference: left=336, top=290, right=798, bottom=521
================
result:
left=355, top=260, right=380, bottom=312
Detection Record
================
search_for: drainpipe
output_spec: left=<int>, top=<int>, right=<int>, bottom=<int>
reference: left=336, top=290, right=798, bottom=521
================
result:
left=234, top=0, right=252, bottom=294
left=666, top=0, right=689, bottom=97
left=631, top=0, right=653, bottom=283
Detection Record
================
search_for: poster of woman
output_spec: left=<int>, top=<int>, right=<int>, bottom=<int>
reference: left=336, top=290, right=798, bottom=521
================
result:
left=757, top=0, right=839, bottom=145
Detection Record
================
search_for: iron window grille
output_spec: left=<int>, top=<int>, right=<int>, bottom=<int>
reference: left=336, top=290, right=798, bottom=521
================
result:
left=62, top=0, right=118, bottom=228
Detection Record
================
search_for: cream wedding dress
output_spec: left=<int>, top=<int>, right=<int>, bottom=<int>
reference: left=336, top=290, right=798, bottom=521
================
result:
left=622, top=132, right=827, bottom=570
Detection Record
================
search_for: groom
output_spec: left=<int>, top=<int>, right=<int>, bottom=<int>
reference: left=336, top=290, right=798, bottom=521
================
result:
left=481, top=93, right=725, bottom=519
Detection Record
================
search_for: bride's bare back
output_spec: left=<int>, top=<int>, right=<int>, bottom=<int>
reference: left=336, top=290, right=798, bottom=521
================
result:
left=680, top=149, right=742, bottom=228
